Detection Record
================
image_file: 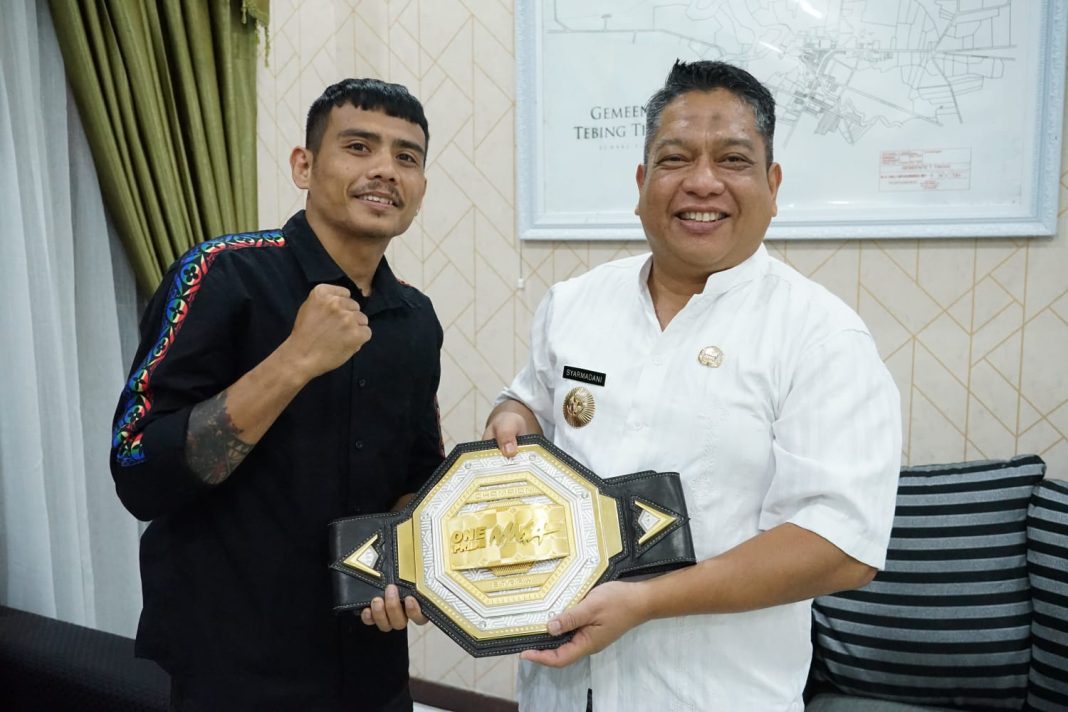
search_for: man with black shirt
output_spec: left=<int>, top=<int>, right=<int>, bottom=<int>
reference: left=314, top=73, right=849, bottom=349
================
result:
left=110, top=78, right=439, bottom=710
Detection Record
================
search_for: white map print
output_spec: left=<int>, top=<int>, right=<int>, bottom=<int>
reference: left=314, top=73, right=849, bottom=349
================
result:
left=518, top=0, right=1065, bottom=239
left=549, top=0, right=1014, bottom=144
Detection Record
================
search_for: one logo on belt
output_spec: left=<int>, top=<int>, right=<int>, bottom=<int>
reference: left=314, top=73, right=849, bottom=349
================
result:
left=562, top=365, right=606, bottom=386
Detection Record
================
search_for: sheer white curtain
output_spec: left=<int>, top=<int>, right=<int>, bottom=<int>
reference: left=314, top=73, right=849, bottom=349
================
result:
left=0, top=0, right=143, bottom=637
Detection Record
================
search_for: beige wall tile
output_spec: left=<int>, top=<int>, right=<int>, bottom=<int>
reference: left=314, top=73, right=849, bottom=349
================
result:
left=915, top=241, right=976, bottom=309
left=419, top=0, right=471, bottom=64
left=419, top=625, right=477, bottom=688
left=785, top=242, right=861, bottom=311
left=475, top=111, right=516, bottom=203
left=969, top=361, right=1022, bottom=434
left=407, top=622, right=428, bottom=678
left=992, top=248, right=1028, bottom=304
left=1019, top=417, right=1063, bottom=458
left=972, top=303, right=1024, bottom=366
left=347, top=13, right=388, bottom=76
left=473, top=653, right=519, bottom=701
left=472, top=17, right=514, bottom=94
left=917, top=313, right=970, bottom=384
left=422, top=169, right=473, bottom=248
left=436, top=144, right=513, bottom=237
left=945, top=289, right=973, bottom=332
left=966, top=395, right=1017, bottom=460
left=975, top=241, right=1023, bottom=284
left=973, top=276, right=1017, bottom=332
left=858, top=287, right=913, bottom=360
left=984, top=330, right=1023, bottom=390
left=1022, top=310, right=1068, bottom=414
left=909, top=387, right=966, bottom=465
left=861, top=247, right=942, bottom=334
left=1051, top=289, right=1068, bottom=324
left=1024, top=232, right=1068, bottom=321
left=1047, top=400, right=1068, bottom=441
left=474, top=68, right=512, bottom=143
left=874, top=240, right=919, bottom=280
left=468, top=0, right=514, bottom=54
left=912, top=343, right=968, bottom=427
left=425, top=77, right=474, bottom=155
left=1019, top=398, right=1044, bottom=435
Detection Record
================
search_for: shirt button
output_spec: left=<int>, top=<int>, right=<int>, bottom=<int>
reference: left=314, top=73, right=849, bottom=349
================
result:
left=358, top=378, right=367, bottom=388
left=652, top=357, right=663, bottom=366
left=354, top=440, right=364, bottom=450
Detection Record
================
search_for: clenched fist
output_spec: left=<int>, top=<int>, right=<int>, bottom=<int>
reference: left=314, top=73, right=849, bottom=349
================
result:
left=280, top=284, right=372, bottom=380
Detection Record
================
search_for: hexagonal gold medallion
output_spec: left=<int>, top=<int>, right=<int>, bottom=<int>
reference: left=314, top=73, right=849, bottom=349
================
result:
left=401, top=444, right=622, bottom=642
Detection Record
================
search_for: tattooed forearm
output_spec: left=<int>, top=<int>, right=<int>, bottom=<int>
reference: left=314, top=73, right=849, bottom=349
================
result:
left=186, top=391, right=254, bottom=485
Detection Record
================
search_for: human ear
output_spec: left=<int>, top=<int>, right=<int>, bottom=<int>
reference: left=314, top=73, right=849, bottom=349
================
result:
left=767, top=163, right=782, bottom=217
left=290, top=146, right=313, bottom=190
left=634, top=163, right=646, bottom=216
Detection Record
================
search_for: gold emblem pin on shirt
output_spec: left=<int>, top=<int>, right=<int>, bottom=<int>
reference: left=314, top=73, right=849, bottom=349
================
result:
left=562, top=386, right=596, bottom=428
left=697, top=346, right=724, bottom=368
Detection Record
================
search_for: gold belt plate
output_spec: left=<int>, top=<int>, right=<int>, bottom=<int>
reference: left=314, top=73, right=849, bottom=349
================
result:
left=395, top=445, right=622, bottom=641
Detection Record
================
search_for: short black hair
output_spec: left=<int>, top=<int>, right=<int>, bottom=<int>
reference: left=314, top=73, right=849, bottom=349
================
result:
left=644, top=60, right=776, bottom=166
left=305, top=78, right=429, bottom=155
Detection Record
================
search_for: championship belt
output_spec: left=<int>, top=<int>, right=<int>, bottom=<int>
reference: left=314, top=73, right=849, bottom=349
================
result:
left=328, top=435, right=695, bottom=657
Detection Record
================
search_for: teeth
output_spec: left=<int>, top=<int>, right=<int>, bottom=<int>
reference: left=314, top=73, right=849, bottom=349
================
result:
left=360, top=194, right=393, bottom=205
left=680, top=212, right=723, bottom=222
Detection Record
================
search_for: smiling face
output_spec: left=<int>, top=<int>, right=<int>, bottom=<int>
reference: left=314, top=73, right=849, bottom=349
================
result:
left=636, top=89, right=782, bottom=286
left=291, top=103, right=428, bottom=244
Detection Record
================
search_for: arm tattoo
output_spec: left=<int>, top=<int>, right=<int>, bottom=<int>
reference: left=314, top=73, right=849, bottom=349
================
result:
left=186, top=391, right=254, bottom=485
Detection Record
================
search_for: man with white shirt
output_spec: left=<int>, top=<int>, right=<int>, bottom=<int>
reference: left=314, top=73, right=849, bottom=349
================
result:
left=483, top=60, right=902, bottom=711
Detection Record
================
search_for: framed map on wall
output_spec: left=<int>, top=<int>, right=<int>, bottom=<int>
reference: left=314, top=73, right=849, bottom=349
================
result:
left=516, top=0, right=1068, bottom=240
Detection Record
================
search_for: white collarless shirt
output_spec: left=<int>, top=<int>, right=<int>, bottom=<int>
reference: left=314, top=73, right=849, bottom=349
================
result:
left=500, top=245, right=901, bottom=712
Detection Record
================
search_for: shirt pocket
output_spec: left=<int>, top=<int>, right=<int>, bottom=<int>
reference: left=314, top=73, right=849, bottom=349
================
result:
left=690, top=340, right=776, bottom=481
left=685, top=352, right=776, bottom=556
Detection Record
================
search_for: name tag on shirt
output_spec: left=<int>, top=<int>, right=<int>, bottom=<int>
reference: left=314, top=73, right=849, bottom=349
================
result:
left=562, top=366, right=606, bottom=387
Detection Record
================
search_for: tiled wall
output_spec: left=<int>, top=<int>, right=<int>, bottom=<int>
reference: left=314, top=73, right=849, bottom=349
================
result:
left=257, top=0, right=1068, bottom=700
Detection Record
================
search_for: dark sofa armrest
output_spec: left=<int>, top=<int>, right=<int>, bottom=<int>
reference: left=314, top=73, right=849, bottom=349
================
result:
left=0, top=605, right=168, bottom=711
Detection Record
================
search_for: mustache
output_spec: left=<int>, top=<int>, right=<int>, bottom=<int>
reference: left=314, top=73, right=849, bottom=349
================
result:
left=352, top=181, right=402, bottom=207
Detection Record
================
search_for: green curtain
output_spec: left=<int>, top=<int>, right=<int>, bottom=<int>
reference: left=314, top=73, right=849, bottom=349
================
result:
left=47, top=0, right=268, bottom=293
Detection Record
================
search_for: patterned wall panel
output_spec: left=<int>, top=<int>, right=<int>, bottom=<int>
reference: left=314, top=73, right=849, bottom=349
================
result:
left=257, top=0, right=1068, bottom=701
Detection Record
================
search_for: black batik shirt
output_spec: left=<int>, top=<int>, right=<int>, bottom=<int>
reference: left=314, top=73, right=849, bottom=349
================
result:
left=109, top=211, right=444, bottom=709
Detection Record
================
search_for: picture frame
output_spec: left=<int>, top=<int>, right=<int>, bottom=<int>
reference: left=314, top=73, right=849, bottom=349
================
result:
left=516, top=0, right=1068, bottom=240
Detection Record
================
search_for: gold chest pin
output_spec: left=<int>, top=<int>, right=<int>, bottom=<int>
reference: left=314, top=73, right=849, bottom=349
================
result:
left=697, top=345, right=724, bottom=368
left=562, top=386, right=596, bottom=428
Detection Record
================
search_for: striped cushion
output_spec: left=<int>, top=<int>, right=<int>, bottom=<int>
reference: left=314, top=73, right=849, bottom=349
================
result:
left=1026, top=479, right=1068, bottom=712
left=811, top=455, right=1045, bottom=710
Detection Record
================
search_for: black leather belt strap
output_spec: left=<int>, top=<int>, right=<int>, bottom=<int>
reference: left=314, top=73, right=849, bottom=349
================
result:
left=328, top=435, right=695, bottom=657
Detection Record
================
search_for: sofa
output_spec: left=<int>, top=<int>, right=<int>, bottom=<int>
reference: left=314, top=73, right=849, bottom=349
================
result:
left=0, top=604, right=169, bottom=710
left=805, top=454, right=1068, bottom=712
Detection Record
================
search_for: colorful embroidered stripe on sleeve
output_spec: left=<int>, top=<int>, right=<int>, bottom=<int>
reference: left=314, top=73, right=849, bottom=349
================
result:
left=112, top=231, right=286, bottom=467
